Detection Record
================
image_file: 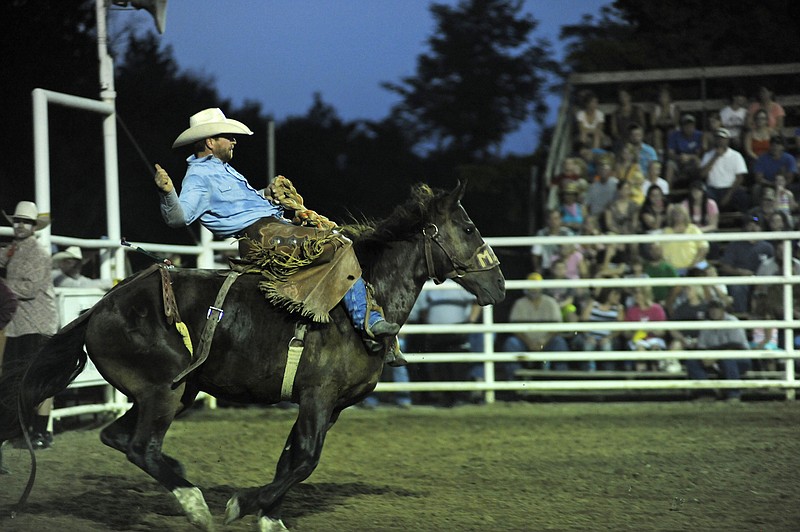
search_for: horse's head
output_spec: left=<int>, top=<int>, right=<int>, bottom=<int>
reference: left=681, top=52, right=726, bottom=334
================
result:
left=424, top=181, right=505, bottom=306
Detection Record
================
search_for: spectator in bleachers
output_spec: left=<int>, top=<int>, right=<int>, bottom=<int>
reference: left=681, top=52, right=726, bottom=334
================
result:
left=685, top=298, right=750, bottom=402
left=747, top=86, right=786, bottom=131
left=642, top=243, right=679, bottom=307
left=719, top=90, right=748, bottom=149
left=604, top=180, right=640, bottom=263
left=609, top=87, right=647, bottom=151
left=575, top=287, right=625, bottom=371
left=748, top=187, right=781, bottom=229
left=559, top=243, right=589, bottom=281
left=667, top=284, right=706, bottom=374
left=660, top=205, right=709, bottom=275
left=585, top=155, right=618, bottom=218
left=667, top=113, right=705, bottom=187
left=651, top=84, right=680, bottom=155
left=681, top=180, right=719, bottom=233
left=544, top=259, right=581, bottom=324
left=548, top=157, right=588, bottom=211
left=643, top=160, right=670, bottom=198
left=639, top=184, right=670, bottom=234
left=614, top=143, right=646, bottom=205
left=701, top=112, right=723, bottom=154
left=575, top=90, right=605, bottom=149
left=717, top=214, right=774, bottom=314
left=744, top=109, right=777, bottom=163
left=752, top=136, right=798, bottom=202
left=576, top=142, right=608, bottom=181
left=558, top=181, right=587, bottom=232
left=700, top=127, right=749, bottom=213
left=503, top=272, right=571, bottom=371
left=774, top=174, right=797, bottom=228
left=625, top=285, right=667, bottom=371
left=531, top=209, right=574, bottom=276
left=628, top=123, right=659, bottom=177
left=578, top=215, right=616, bottom=278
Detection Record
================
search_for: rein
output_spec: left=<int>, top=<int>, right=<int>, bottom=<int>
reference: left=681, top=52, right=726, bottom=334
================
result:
left=422, top=223, right=500, bottom=284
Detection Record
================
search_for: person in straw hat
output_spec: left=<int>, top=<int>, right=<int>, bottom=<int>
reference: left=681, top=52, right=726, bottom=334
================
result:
left=153, top=108, right=404, bottom=364
left=0, top=201, right=59, bottom=450
left=51, top=246, right=110, bottom=289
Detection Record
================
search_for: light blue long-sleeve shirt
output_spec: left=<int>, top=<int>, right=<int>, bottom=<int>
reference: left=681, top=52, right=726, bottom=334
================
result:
left=160, top=154, right=283, bottom=237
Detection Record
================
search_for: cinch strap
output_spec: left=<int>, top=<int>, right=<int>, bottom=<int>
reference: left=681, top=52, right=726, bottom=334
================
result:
left=172, top=270, right=243, bottom=384
left=281, top=323, right=307, bottom=401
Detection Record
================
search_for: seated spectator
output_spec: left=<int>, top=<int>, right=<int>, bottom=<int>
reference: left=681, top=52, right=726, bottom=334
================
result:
left=625, top=286, right=667, bottom=370
left=609, top=87, right=646, bottom=151
left=717, top=215, right=774, bottom=314
left=559, top=243, right=589, bottom=280
left=681, top=180, right=719, bottom=233
left=744, top=109, right=777, bottom=163
left=502, top=272, right=571, bottom=371
left=700, top=112, right=723, bottom=154
left=668, top=285, right=707, bottom=351
left=719, top=90, right=748, bottom=149
left=700, top=127, right=749, bottom=213
left=661, top=205, right=709, bottom=275
left=51, top=246, right=110, bottom=289
left=531, top=209, right=574, bottom=275
left=558, top=181, right=587, bottom=232
left=639, top=184, right=670, bottom=234
left=545, top=259, right=581, bottom=323
left=774, top=174, right=797, bottom=228
left=575, top=90, right=605, bottom=149
left=623, top=256, right=649, bottom=307
left=651, top=84, right=680, bottom=155
left=585, top=155, right=619, bottom=218
left=748, top=187, right=780, bottom=227
left=752, top=136, right=798, bottom=201
left=628, top=123, right=659, bottom=177
left=642, top=243, right=679, bottom=305
left=747, top=86, right=786, bottom=131
left=643, top=160, right=669, bottom=198
left=576, top=141, right=608, bottom=180
left=604, top=180, right=640, bottom=264
left=549, top=157, right=588, bottom=210
left=685, top=299, right=751, bottom=401
left=667, top=113, right=704, bottom=186
left=615, top=144, right=646, bottom=205
left=578, top=215, right=614, bottom=277
left=575, top=287, right=625, bottom=371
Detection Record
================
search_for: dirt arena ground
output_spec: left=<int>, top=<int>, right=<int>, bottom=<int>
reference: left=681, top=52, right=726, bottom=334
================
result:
left=1, top=400, right=799, bottom=531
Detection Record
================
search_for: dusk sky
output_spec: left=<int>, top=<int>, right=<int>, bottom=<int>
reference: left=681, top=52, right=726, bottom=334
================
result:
left=111, top=0, right=608, bottom=154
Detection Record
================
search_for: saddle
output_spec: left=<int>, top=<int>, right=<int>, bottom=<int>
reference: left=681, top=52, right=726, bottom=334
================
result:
left=236, top=217, right=361, bottom=323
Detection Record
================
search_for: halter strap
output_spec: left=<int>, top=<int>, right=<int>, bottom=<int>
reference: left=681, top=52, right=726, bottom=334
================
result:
left=422, top=223, right=500, bottom=284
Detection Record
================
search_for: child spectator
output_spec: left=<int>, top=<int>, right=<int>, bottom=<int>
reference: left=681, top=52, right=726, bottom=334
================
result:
left=576, top=90, right=605, bottom=149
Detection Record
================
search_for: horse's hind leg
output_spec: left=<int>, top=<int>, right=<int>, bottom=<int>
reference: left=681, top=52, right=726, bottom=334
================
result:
left=224, top=395, right=335, bottom=529
left=117, top=387, right=214, bottom=531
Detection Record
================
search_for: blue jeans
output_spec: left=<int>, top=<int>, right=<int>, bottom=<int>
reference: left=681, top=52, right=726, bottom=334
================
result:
left=343, top=277, right=384, bottom=331
left=502, top=334, right=571, bottom=372
left=685, top=358, right=752, bottom=398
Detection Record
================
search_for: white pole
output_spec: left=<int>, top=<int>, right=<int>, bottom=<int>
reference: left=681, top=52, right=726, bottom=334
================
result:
left=96, top=0, right=124, bottom=280
left=32, top=90, right=52, bottom=252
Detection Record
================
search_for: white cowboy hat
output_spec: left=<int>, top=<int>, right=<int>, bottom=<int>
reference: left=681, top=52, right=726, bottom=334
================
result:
left=3, top=200, right=50, bottom=231
left=52, top=246, right=84, bottom=262
left=172, top=108, right=253, bottom=148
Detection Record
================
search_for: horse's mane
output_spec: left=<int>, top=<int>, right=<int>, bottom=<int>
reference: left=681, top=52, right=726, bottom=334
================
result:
left=341, top=184, right=447, bottom=262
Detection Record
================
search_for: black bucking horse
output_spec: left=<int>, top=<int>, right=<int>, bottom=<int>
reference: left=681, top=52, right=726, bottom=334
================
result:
left=0, top=182, right=505, bottom=531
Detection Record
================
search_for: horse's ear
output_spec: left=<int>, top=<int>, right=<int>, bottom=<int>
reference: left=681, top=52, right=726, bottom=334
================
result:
left=446, top=179, right=468, bottom=208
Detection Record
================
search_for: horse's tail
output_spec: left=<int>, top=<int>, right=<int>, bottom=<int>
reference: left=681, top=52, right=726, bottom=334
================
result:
left=0, top=311, right=91, bottom=441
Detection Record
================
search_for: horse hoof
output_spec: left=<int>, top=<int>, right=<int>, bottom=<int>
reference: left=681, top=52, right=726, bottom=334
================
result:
left=173, top=487, right=214, bottom=531
left=257, top=513, right=289, bottom=532
left=224, top=494, right=241, bottom=525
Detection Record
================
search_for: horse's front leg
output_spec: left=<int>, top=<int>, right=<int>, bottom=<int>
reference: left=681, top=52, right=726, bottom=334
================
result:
left=224, top=394, right=335, bottom=530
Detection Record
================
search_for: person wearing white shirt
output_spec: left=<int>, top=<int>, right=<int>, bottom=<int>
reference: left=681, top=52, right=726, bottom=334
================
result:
left=699, top=128, right=749, bottom=212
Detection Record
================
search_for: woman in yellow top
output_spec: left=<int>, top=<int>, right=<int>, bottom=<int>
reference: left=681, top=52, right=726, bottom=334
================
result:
left=661, top=205, right=709, bottom=275
left=615, top=143, right=645, bottom=205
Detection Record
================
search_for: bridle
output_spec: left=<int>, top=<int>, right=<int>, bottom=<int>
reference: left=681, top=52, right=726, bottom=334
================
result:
left=422, top=223, right=500, bottom=284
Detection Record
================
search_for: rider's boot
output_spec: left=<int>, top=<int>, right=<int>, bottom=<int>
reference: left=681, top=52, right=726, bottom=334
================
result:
left=343, top=278, right=400, bottom=337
